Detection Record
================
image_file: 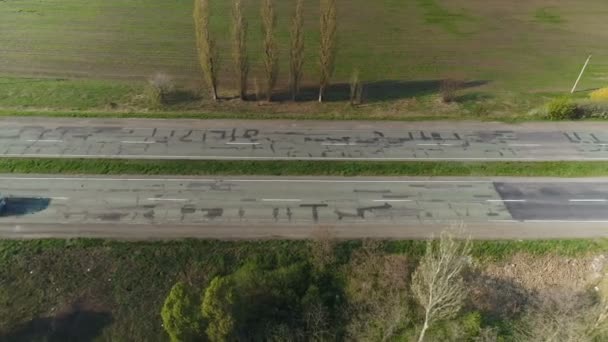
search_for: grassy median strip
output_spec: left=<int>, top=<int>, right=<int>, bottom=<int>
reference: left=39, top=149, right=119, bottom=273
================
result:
left=2, top=158, right=608, bottom=177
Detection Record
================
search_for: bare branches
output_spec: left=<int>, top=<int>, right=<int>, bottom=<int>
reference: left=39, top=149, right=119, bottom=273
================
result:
left=515, top=289, right=608, bottom=342
left=289, top=0, right=305, bottom=101
left=232, top=0, right=248, bottom=101
left=318, top=0, right=337, bottom=103
left=440, top=78, right=464, bottom=103
left=310, top=226, right=336, bottom=271
left=345, top=240, right=410, bottom=341
left=411, top=230, right=472, bottom=342
left=193, top=0, right=219, bottom=101
left=261, top=0, right=279, bottom=102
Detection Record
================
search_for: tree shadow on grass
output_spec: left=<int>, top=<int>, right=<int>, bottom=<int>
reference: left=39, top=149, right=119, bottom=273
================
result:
left=455, top=92, right=494, bottom=103
left=0, top=78, right=68, bottom=85
left=163, top=90, right=202, bottom=105
left=272, top=79, right=489, bottom=103
left=466, top=271, right=534, bottom=324
left=0, top=304, right=112, bottom=342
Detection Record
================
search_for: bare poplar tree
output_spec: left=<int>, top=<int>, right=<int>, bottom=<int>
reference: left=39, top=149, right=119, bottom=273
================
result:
left=318, top=0, right=337, bottom=103
left=232, top=0, right=248, bottom=100
left=261, top=0, right=278, bottom=102
left=411, top=230, right=471, bottom=342
left=193, top=0, right=219, bottom=101
left=349, top=68, right=363, bottom=106
left=289, top=0, right=305, bottom=101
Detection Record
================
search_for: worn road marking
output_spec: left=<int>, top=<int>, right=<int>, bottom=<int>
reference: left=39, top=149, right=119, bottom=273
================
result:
left=523, top=220, right=608, bottom=223
left=121, top=141, right=155, bottom=144
left=146, top=198, right=188, bottom=202
left=486, top=199, right=527, bottom=202
left=26, top=139, right=63, bottom=143
left=490, top=219, right=608, bottom=223
left=373, top=199, right=412, bottom=202
left=569, top=199, right=607, bottom=202
left=262, top=199, right=302, bottom=202
left=508, top=144, right=542, bottom=147
left=322, top=142, right=357, bottom=146
left=417, top=143, right=455, bottom=146
left=226, top=142, right=260, bottom=145
left=50, top=197, right=69, bottom=200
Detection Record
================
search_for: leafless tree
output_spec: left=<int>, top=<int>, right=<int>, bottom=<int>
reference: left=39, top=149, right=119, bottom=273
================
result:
left=193, top=0, right=219, bottom=101
left=261, top=0, right=278, bottom=102
left=345, top=240, right=411, bottom=341
left=318, top=0, right=337, bottom=103
left=411, top=230, right=472, bottom=342
left=304, top=301, right=331, bottom=341
left=310, top=225, right=336, bottom=271
left=349, top=68, right=363, bottom=106
left=145, top=72, right=175, bottom=107
left=232, top=0, right=248, bottom=100
left=439, top=78, right=464, bottom=103
left=515, top=289, right=608, bottom=342
left=253, top=77, right=261, bottom=103
left=289, top=0, right=305, bottom=101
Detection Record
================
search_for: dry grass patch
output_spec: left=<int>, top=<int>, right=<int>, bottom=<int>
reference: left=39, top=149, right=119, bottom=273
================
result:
left=481, top=253, right=607, bottom=292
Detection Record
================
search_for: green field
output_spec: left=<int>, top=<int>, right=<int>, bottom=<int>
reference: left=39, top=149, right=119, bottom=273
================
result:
left=1, top=0, right=608, bottom=116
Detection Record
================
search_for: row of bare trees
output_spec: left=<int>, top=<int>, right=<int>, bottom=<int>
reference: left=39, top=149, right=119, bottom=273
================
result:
left=193, top=0, right=337, bottom=103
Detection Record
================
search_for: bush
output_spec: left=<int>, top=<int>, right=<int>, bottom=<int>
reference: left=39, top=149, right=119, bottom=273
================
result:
left=440, top=79, right=464, bottom=103
left=145, top=73, right=175, bottom=108
left=546, top=98, right=579, bottom=120
left=590, top=87, right=608, bottom=102
left=161, top=282, right=203, bottom=342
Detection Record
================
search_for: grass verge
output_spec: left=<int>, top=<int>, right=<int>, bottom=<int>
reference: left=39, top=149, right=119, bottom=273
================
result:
left=0, top=108, right=465, bottom=122
left=3, top=158, right=608, bottom=177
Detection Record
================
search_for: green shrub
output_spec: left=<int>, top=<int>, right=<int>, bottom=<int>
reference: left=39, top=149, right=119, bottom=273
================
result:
left=461, top=311, right=483, bottom=337
left=161, top=282, right=203, bottom=342
left=546, top=98, right=579, bottom=120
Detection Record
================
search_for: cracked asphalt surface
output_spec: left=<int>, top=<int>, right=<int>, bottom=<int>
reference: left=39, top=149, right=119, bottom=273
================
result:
left=1, top=174, right=608, bottom=239
left=3, top=118, right=608, bottom=160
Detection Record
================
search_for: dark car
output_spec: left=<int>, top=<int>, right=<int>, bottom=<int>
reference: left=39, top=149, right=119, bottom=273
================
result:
left=0, top=196, right=5, bottom=214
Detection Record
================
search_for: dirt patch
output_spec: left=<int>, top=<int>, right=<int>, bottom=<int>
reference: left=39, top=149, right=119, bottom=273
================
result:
left=468, top=253, right=608, bottom=320
left=481, top=253, right=607, bottom=292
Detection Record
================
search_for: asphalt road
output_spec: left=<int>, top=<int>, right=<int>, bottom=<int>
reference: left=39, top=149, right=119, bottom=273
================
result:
left=3, top=118, right=608, bottom=161
left=2, top=174, right=608, bottom=239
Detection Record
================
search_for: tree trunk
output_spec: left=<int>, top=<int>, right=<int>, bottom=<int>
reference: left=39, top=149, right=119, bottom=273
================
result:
left=417, top=321, right=429, bottom=342
left=318, top=86, right=324, bottom=103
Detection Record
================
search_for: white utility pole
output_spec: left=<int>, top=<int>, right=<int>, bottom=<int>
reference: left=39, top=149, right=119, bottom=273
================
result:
left=571, top=55, right=592, bottom=94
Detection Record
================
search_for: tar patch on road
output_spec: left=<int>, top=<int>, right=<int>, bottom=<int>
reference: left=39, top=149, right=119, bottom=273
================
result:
left=493, top=182, right=608, bottom=221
